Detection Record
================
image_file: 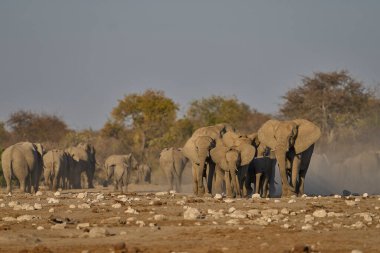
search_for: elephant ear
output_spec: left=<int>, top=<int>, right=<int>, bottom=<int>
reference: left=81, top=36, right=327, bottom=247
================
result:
left=293, top=119, right=321, bottom=153
left=235, top=143, right=255, bottom=166
left=182, top=138, right=199, bottom=163
left=258, top=120, right=279, bottom=150
left=210, top=145, right=229, bottom=166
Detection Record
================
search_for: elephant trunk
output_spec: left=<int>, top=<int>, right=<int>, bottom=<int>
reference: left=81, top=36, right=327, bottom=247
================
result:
left=275, top=148, right=294, bottom=197
left=196, top=150, right=209, bottom=195
left=230, top=168, right=240, bottom=198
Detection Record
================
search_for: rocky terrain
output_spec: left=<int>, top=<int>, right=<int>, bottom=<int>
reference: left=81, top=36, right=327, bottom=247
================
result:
left=0, top=185, right=379, bottom=253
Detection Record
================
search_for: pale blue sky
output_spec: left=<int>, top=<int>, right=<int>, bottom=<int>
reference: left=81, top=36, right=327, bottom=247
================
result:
left=1, top=1, right=379, bottom=130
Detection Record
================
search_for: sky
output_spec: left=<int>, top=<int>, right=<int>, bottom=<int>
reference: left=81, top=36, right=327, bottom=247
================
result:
left=0, top=1, right=379, bottom=130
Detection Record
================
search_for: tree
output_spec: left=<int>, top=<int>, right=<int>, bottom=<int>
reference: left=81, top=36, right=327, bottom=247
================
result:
left=280, top=70, right=372, bottom=142
left=103, top=89, right=178, bottom=157
left=6, top=110, right=69, bottom=143
left=186, top=95, right=270, bottom=133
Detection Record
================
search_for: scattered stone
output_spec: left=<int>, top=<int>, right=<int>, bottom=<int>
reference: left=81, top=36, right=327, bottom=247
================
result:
left=184, top=207, right=201, bottom=220
left=54, top=191, right=61, bottom=197
left=112, top=203, right=122, bottom=209
left=281, top=208, right=290, bottom=215
left=154, top=214, right=166, bottom=221
left=49, top=208, right=55, bottom=213
left=2, top=217, right=16, bottom=222
left=345, top=200, right=357, bottom=206
left=155, top=191, right=168, bottom=196
left=274, top=199, right=281, bottom=203
left=88, top=227, right=110, bottom=238
left=69, top=204, right=76, bottom=209
left=228, top=207, right=236, bottom=213
left=282, top=224, right=290, bottom=229
left=0, top=203, right=5, bottom=208
left=47, top=198, right=59, bottom=204
left=35, top=191, right=43, bottom=196
left=363, top=193, right=369, bottom=198
left=224, top=198, right=235, bottom=203
left=136, top=220, right=145, bottom=227
left=355, top=213, right=373, bottom=223
left=214, top=194, right=223, bottom=200
left=17, top=215, right=39, bottom=222
left=228, top=210, right=247, bottom=219
left=101, top=217, right=121, bottom=225
left=351, top=250, right=363, bottom=253
left=8, top=201, right=19, bottom=207
left=304, top=215, right=315, bottom=223
left=34, top=203, right=42, bottom=210
left=51, top=222, right=67, bottom=230
left=252, top=193, right=261, bottom=199
left=288, top=199, right=296, bottom=204
left=261, top=209, right=279, bottom=217
left=226, top=219, right=240, bottom=225
left=37, top=226, right=44, bottom=230
left=351, top=221, right=365, bottom=229
left=247, top=209, right=260, bottom=217
left=313, top=209, right=327, bottom=218
left=333, top=223, right=342, bottom=229
left=77, top=192, right=87, bottom=199
left=78, top=203, right=91, bottom=209
left=77, top=223, right=90, bottom=229
left=96, top=194, right=104, bottom=200
left=125, top=206, right=138, bottom=214
left=301, top=224, right=313, bottom=231
left=334, top=194, right=341, bottom=198
left=169, top=190, right=176, bottom=195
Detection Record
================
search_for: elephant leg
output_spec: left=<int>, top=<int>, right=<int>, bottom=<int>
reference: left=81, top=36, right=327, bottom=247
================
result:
left=291, top=155, right=301, bottom=194
left=262, top=175, right=270, bottom=198
left=52, top=175, right=58, bottom=191
left=3, top=167, right=12, bottom=194
left=86, top=168, right=95, bottom=189
left=191, top=163, right=198, bottom=195
left=225, top=171, right=233, bottom=198
left=255, top=173, right=262, bottom=195
left=206, top=162, right=215, bottom=195
left=213, top=166, right=224, bottom=195
left=168, top=171, right=174, bottom=191
left=197, top=164, right=205, bottom=196
left=19, top=176, right=27, bottom=193
left=297, top=145, right=314, bottom=195
left=122, top=174, right=128, bottom=193
left=245, top=164, right=254, bottom=197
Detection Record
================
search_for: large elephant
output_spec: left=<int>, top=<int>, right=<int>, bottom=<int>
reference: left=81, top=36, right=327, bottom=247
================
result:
left=182, top=123, right=234, bottom=196
left=258, top=119, right=321, bottom=197
left=210, top=132, right=255, bottom=198
left=43, top=149, right=70, bottom=191
left=1, top=142, right=45, bottom=194
left=159, top=147, right=188, bottom=192
left=104, top=154, right=138, bottom=193
left=65, top=143, right=96, bottom=189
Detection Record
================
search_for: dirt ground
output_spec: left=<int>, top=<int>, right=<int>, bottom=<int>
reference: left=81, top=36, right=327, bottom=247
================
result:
left=1, top=184, right=380, bottom=253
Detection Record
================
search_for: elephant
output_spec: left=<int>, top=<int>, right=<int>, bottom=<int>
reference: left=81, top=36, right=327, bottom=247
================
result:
left=1, top=142, right=45, bottom=194
left=159, top=147, right=188, bottom=192
left=258, top=119, right=321, bottom=197
left=247, top=133, right=276, bottom=198
left=137, top=164, right=151, bottom=184
left=65, top=143, right=96, bottom=189
left=43, top=149, right=70, bottom=191
left=182, top=123, right=234, bottom=196
left=210, top=132, right=255, bottom=198
left=104, top=154, right=138, bottom=193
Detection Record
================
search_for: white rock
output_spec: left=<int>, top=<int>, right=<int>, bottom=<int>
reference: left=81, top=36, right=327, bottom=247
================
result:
left=17, top=215, right=38, bottom=222
left=247, top=209, right=260, bottom=217
left=35, top=191, right=43, bottom=196
left=228, top=207, right=236, bottom=213
left=253, top=218, right=268, bottom=226
left=49, top=208, right=55, bottom=213
left=47, top=198, right=59, bottom=204
left=54, top=191, right=61, bottom=197
left=176, top=200, right=186, bottom=205
left=136, top=220, right=145, bottom=227
left=334, top=194, right=341, bottom=198
left=261, top=209, right=279, bottom=217
left=288, top=199, right=296, bottom=204
left=228, top=210, right=247, bottom=219
left=26, top=205, right=35, bottom=211
left=169, top=190, right=176, bottom=195
left=301, top=194, right=308, bottom=198
left=274, top=199, right=281, bottom=203
left=355, top=212, right=373, bottom=223
left=0, top=203, right=5, bottom=208
left=78, top=203, right=91, bottom=209
left=351, top=250, right=363, bottom=253
left=120, top=231, right=127, bottom=235
left=88, top=227, right=110, bottom=238
left=224, top=198, right=235, bottom=203
left=363, top=193, right=369, bottom=198
left=351, top=221, right=365, bottom=229
left=184, top=207, right=201, bottom=220
left=8, top=201, right=19, bottom=207
left=125, top=206, right=138, bottom=214
left=155, top=191, right=168, bottom=196
left=77, top=223, right=90, bottom=229
left=301, top=224, right=313, bottom=231
left=34, top=203, right=42, bottom=210
left=154, top=214, right=166, bottom=221
left=280, top=208, right=290, bottom=215
left=345, top=200, right=357, bottom=206
left=77, top=192, right=87, bottom=199
left=96, top=194, right=104, bottom=200
left=112, top=203, right=122, bottom=209
left=127, top=217, right=136, bottom=222
left=226, top=219, right=240, bottom=225
left=282, top=224, right=290, bottom=229
left=69, top=204, right=76, bottom=209
left=214, top=194, right=223, bottom=200
left=252, top=193, right=261, bottom=199
left=2, top=216, right=16, bottom=222
left=37, top=226, right=44, bottom=230
left=313, top=209, right=327, bottom=218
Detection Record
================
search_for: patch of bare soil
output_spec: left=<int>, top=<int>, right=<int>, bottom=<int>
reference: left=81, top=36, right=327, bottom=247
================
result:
left=0, top=185, right=379, bottom=253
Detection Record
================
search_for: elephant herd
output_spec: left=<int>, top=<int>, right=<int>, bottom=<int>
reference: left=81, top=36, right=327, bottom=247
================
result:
left=1, top=119, right=321, bottom=198
left=178, top=119, right=321, bottom=198
left=1, top=142, right=96, bottom=194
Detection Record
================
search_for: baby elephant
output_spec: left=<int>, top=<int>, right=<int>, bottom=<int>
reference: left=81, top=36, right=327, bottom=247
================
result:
left=43, top=149, right=70, bottom=191
left=104, top=154, right=138, bottom=193
left=159, top=148, right=188, bottom=192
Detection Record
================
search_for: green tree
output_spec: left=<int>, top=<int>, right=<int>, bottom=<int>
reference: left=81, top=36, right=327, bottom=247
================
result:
left=186, top=95, right=270, bottom=133
left=7, top=110, right=69, bottom=143
left=280, top=70, right=372, bottom=142
left=103, top=89, right=178, bottom=158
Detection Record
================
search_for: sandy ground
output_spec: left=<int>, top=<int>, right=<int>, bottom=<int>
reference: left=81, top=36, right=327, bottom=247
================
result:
left=1, top=184, right=380, bottom=253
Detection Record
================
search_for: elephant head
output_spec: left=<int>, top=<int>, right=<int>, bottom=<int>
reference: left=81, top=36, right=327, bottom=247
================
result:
left=258, top=119, right=321, bottom=196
